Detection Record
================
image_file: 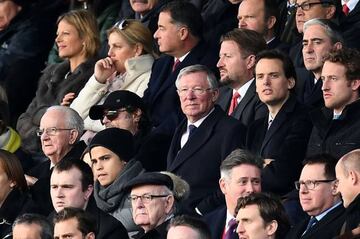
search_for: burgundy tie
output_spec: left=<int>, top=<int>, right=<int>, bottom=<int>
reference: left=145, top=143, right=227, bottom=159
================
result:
left=228, top=92, right=240, bottom=115
left=223, top=218, right=237, bottom=239
left=172, top=58, right=180, bottom=72
left=343, top=4, right=350, bottom=15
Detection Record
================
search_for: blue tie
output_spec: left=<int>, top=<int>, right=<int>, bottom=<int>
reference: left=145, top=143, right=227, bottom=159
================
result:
left=188, top=124, right=197, bottom=138
left=303, top=217, right=317, bottom=236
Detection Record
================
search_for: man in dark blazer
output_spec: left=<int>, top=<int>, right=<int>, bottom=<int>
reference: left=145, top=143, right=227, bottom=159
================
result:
left=216, top=28, right=267, bottom=127
left=50, top=158, right=130, bottom=239
left=286, top=154, right=345, bottom=239
left=167, top=65, right=246, bottom=213
left=299, top=19, right=343, bottom=109
left=339, top=0, right=360, bottom=50
left=204, top=149, right=263, bottom=239
left=143, top=1, right=218, bottom=137
left=246, top=50, right=312, bottom=196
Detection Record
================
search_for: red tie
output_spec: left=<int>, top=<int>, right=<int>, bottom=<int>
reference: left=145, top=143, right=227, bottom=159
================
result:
left=172, top=58, right=180, bottom=72
left=228, top=92, right=240, bottom=115
left=343, top=4, right=350, bottom=15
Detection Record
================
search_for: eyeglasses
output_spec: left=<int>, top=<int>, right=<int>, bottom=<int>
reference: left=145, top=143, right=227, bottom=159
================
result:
left=36, top=127, right=74, bottom=137
left=177, top=88, right=212, bottom=96
left=114, top=20, right=129, bottom=30
left=294, top=179, right=336, bottom=190
left=294, top=1, right=331, bottom=11
left=102, top=109, right=128, bottom=121
left=129, top=194, right=170, bottom=204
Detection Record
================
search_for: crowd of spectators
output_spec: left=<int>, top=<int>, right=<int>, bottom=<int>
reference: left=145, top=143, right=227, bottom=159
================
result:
left=1, top=0, right=360, bottom=238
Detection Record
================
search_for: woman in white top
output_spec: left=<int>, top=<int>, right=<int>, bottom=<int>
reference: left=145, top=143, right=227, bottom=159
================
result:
left=62, top=19, right=156, bottom=143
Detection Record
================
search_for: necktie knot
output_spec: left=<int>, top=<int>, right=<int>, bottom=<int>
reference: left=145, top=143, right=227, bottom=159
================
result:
left=343, top=4, right=350, bottom=15
left=188, top=124, right=197, bottom=138
left=224, top=218, right=237, bottom=239
left=303, top=217, right=318, bottom=235
left=172, top=58, right=180, bottom=72
left=228, top=92, right=241, bottom=115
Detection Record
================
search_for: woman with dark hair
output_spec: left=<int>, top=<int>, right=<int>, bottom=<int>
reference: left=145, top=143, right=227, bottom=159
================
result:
left=16, top=9, right=100, bottom=159
left=0, top=150, right=40, bottom=238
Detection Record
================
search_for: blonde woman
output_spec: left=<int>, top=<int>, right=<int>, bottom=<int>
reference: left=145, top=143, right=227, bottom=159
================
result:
left=65, top=19, right=155, bottom=143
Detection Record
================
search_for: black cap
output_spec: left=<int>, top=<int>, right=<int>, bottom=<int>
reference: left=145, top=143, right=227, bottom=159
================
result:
left=89, top=128, right=135, bottom=162
left=89, top=90, right=145, bottom=120
left=125, top=172, right=174, bottom=191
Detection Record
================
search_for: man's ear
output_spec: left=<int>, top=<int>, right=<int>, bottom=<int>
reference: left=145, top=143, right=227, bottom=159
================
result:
left=266, top=220, right=278, bottom=237
left=266, top=16, right=276, bottom=31
left=85, top=232, right=95, bottom=239
left=84, top=184, right=94, bottom=201
left=246, top=55, right=256, bottom=70
left=219, top=177, right=227, bottom=195
left=69, top=130, right=79, bottom=145
left=165, top=195, right=175, bottom=214
left=178, top=26, right=189, bottom=41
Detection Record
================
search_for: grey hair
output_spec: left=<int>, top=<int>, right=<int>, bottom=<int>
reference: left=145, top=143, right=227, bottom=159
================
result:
left=46, top=106, right=84, bottom=140
left=220, top=149, right=264, bottom=180
left=175, top=64, right=218, bottom=90
left=13, top=213, right=53, bottom=239
left=303, top=18, right=344, bottom=45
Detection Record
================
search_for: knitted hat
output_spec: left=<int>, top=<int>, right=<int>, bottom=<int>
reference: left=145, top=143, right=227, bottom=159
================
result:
left=89, top=90, right=145, bottom=120
left=125, top=172, right=174, bottom=191
left=89, top=128, right=135, bottom=162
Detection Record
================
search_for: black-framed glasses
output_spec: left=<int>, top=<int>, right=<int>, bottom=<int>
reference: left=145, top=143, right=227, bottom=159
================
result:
left=129, top=194, right=170, bottom=204
left=294, top=1, right=331, bottom=11
left=36, top=127, right=74, bottom=137
left=294, top=179, right=336, bottom=190
left=177, top=88, right=212, bottom=96
left=102, top=108, right=128, bottom=121
left=114, top=19, right=129, bottom=30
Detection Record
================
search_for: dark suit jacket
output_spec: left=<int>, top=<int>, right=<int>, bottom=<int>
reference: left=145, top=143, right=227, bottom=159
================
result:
left=246, top=95, right=312, bottom=195
left=339, top=2, right=360, bottom=50
left=142, top=41, right=218, bottom=136
left=167, top=106, right=246, bottom=211
left=204, top=206, right=239, bottom=239
left=217, top=81, right=267, bottom=127
left=268, top=36, right=290, bottom=53
left=285, top=203, right=346, bottom=239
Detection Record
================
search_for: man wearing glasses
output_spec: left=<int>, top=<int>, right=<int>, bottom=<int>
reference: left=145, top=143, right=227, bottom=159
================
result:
left=286, top=154, right=346, bottom=239
left=167, top=64, right=246, bottom=214
left=26, top=106, right=86, bottom=215
left=289, top=0, right=337, bottom=69
left=125, top=172, right=176, bottom=239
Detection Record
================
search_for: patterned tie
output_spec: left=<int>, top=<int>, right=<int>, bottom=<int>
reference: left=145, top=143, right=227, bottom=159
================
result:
left=343, top=4, right=350, bottom=15
left=224, top=218, right=237, bottom=239
left=228, top=92, right=241, bottom=115
left=172, top=58, right=180, bottom=72
left=302, top=217, right=318, bottom=236
left=268, top=119, right=273, bottom=130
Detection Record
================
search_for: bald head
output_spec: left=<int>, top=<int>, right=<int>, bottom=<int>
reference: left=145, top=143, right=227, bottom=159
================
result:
left=335, top=149, right=360, bottom=207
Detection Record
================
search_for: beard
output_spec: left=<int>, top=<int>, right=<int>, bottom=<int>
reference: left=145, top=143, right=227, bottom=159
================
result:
left=219, top=76, right=236, bottom=87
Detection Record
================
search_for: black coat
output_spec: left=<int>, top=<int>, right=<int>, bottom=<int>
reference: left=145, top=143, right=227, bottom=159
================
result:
left=203, top=206, right=239, bottom=239
left=307, top=99, right=360, bottom=159
left=217, top=81, right=267, bottom=127
left=342, top=194, right=360, bottom=233
left=0, top=189, right=40, bottom=239
left=285, top=203, right=346, bottom=239
left=142, top=41, right=218, bottom=137
left=133, top=219, right=170, bottom=239
left=167, top=106, right=246, bottom=211
left=246, top=95, right=313, bottom=195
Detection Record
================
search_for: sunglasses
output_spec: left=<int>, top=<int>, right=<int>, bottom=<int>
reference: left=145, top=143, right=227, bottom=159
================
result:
left=102, top=109, right=128, bottom=122
left=114, top=19, right=129, bottom=30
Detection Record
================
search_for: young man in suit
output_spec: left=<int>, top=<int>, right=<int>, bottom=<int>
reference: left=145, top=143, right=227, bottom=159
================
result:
left=167, top=64, right=246, bottom=213
left=247, top=49, right=313, bottom=196
left=307, top=48, right=360, bottom=158
left=204, top=149, right=263, bottom=239
left=286, top=154, right=345, bottom=239
left=216, top=28, right=267, bottom=127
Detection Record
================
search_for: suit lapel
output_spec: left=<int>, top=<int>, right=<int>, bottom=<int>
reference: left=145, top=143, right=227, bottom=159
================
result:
left=217, top=86, right=232, bottom=112
left=168, top=108, right=221, bottom=171
left=233, top=81, right=256, bottom=118
left=151, top=57, right=174, bottom=104
left=260, top=95, right=297, bottom=154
